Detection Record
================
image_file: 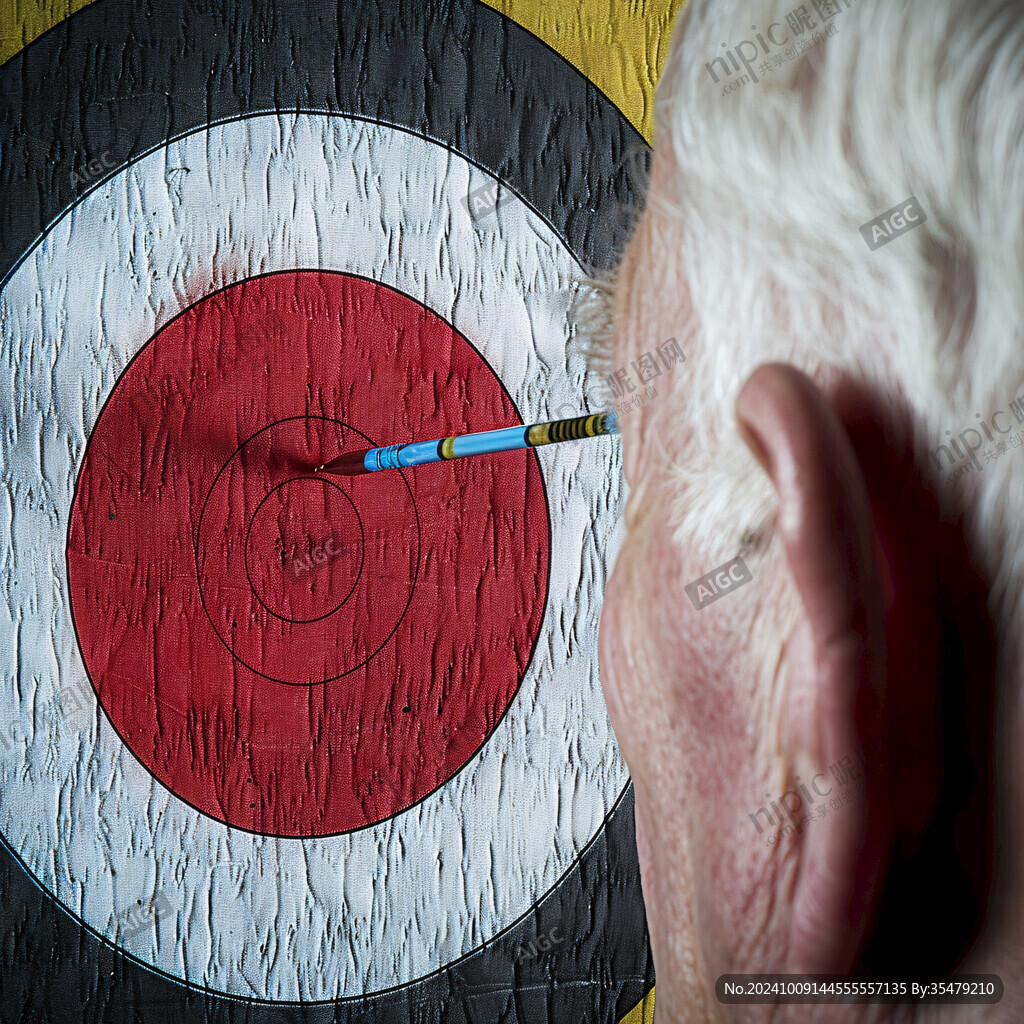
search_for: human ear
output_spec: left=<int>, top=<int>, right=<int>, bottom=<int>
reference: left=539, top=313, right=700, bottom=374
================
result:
left=735, top=363, right=907, bottom=970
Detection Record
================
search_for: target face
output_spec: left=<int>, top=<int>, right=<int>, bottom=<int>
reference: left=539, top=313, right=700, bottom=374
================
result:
left=0, top=0, right=653, bottom=1019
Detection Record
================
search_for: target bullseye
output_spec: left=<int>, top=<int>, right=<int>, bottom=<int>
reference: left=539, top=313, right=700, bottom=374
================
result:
left=245, top=475, right=364, bottom=622
left=196, top=414, right=420, bottom=683
left=67, top=270, right=551, bottom=836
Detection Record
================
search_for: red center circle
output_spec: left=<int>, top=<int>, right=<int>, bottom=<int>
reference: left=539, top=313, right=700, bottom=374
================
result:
left=244, top=474, right=364, bottom=624
left=67, top=270, right=551, bottom=836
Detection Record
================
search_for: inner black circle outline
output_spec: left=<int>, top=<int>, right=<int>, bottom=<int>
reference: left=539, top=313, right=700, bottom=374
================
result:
left=195, top=414, right=420, bottom=686
left=243, top=474, right=366, bottom=625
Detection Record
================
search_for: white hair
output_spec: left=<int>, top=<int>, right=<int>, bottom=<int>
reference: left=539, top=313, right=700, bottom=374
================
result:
left=582, top=0, right=1024, bottom=669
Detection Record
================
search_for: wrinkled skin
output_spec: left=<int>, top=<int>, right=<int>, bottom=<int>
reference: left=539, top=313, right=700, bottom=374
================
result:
left=597, top=146, right=1024, bottom=1024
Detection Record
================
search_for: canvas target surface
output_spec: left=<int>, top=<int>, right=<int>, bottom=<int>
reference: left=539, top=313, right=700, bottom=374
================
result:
left=0, top=0, right=652, bottom=1019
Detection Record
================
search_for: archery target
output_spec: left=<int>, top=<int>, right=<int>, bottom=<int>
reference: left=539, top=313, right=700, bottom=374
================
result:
left=0, top=112, right=629, bottom=1000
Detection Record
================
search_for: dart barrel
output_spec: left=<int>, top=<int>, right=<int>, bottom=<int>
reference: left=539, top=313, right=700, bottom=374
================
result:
left=370, top=411, right=618, bottom=472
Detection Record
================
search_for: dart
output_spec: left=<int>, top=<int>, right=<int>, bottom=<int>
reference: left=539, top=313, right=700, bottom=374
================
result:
left=316, top=411, right=619, bottom=475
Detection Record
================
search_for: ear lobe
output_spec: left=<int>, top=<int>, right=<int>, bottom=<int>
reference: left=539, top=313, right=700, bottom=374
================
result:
left=735, top=363, right=892, bottom=971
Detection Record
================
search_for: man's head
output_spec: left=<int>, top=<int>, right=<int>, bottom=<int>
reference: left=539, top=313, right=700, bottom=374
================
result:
left=588, top=1, right=1024, bottom=1019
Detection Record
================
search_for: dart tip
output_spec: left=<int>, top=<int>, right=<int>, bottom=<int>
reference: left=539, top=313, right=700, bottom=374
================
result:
left=317, top=449, right=373, bottom=476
